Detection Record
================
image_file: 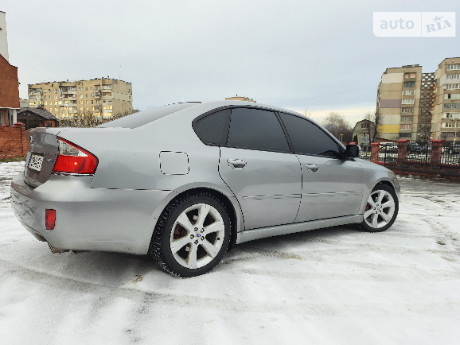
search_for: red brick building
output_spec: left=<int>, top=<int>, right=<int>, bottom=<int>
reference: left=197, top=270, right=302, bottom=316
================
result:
left=0, top=53, right=20, bottom=125
left=0, top=10, right=19, bottom=126
left=0, top=10, right=24, bottom=159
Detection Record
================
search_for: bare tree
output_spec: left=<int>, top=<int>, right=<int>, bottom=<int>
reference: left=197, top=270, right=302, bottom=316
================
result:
left=59, top=109, right=138, bottom=128
left=323, top=112, right=353, bottom=143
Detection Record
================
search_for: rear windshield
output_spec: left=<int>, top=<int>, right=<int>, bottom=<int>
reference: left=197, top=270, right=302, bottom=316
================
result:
left=99, top=103, right=196, bottom=129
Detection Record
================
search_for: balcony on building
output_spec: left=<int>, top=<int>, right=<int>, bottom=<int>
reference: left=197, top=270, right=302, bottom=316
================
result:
left=92, top=91, right=102, bottom=98
left=403, top=81, right=416, bottom=88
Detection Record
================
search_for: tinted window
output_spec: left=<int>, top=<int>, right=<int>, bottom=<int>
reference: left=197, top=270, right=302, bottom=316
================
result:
left=194, top=109, right=229, bottom=145
left=227, top=108, right=290, bottom=153
left=100, top=103, right=196, bottom=129
left=279, top=113, right=342, bottom=158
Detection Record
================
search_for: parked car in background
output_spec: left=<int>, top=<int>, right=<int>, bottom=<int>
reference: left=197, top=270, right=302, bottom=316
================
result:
left=11, top=101, right=400, bottom=277
left=420, top=143, right=431, bottom=153
left=448, top=142, right=460, bottom=154
left=380, top=142, right=398, bottom=153
left=408, top=142, right=421, bottom=153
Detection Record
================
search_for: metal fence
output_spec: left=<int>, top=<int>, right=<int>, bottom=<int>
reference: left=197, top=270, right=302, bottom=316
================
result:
left=359, top=141, right=460, bottom=178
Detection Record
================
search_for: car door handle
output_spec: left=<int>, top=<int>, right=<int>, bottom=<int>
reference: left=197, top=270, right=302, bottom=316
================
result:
left=305, top=163, right=319, bottom=172
left=227, top=159, right=247, bottom=169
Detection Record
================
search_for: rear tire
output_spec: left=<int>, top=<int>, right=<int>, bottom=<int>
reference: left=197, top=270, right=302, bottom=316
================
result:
left=149, top=192, right=231, bottom=277
left=361, top=184, right=398, bottom=233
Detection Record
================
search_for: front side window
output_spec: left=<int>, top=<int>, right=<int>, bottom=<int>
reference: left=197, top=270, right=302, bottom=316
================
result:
left=226, top=108, right=290, bottom=153
left=279, top=113, right=342, bottom=158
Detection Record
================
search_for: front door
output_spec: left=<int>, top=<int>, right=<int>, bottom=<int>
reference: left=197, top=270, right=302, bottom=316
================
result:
left=278, top=112, right=364, bottom=223
left=295, top=154, right=364, bottom=222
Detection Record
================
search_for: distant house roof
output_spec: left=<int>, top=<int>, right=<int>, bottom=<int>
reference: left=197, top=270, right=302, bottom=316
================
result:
left=18, top=107, right=59, bottom=121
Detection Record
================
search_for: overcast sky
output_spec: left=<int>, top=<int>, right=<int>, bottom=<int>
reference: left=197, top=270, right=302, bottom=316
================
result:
left=1, top=0, right=459, bottom=124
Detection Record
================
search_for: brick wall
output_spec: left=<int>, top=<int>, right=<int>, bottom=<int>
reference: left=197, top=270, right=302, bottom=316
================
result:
left=0, top=124, right=28, bottom=159
left=0, top=54, right=20, bottom=108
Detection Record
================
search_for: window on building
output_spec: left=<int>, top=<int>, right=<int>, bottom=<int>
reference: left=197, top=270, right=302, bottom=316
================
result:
left=444, top=103, right=460, bottom=109
left=402, top=90, right=415, bottom=96
left=446, top=74, right=460, bottom=80
left=442, top=122, right=460, bottom=128
left=447, top=64, right=460, bottom=71
left=445, top=83, right=460, bottom=90
left=399, top=133, right=411, bottom=138
left=445, top=94, right=460, bottom=100
left=441, top=132, right=455, bottom=138
left=404, top=72, right=416, bottom=79
left=402, top=99, right=415, bottom=104
left=360, top=123, right=369, bottom=129
left=401, top=116, right=412, bottom=122
left=403, top=81, right=416, bottom=88
left=445, top=113, right=460, bottom=120
left=400, top=124, right=412, bottom=130
left=85, top=87, right=88, bottom=91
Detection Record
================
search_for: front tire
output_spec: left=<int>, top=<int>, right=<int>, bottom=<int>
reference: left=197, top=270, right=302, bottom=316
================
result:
left=361, top=184, right=398, bottom=232
left=149, top=192, right=231, bottom=277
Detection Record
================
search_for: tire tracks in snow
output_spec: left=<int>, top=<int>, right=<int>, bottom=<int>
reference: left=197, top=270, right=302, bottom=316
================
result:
left=2, top=256, right=460, bottom=317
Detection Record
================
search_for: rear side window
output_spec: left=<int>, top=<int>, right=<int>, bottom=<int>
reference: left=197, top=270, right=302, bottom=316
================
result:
left=227, top=108, right=290, bottom=153
left=279, top=112, right=342, bottom=158
left=194, top=109, right=229, bottom=145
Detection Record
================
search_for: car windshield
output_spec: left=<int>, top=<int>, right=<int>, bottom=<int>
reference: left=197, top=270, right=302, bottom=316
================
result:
left=99, top=103, right=197, bottom=129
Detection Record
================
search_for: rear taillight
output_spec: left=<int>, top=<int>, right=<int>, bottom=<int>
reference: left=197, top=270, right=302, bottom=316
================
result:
left=53, top=138, right=98, bottom=175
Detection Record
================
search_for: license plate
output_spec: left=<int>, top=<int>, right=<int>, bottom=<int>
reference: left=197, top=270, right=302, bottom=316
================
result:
left=28, top=154, right=44, bottom=172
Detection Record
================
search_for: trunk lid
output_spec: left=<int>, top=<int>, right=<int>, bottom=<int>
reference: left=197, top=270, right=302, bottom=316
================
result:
left=24, top=127, right=60, bottom=188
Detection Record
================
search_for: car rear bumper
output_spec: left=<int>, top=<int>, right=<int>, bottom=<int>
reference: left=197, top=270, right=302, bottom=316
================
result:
left=10, top=173, right=171, bottom=254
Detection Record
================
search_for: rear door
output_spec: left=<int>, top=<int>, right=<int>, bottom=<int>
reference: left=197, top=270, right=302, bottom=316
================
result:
left=218, top=108, right=302, bottom=230
left=278, top=112, right=364, bottom=222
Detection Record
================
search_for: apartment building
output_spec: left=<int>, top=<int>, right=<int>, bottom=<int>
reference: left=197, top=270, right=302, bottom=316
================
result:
left=28, top=78, right=133, bottom=119
left=376, top=65, right=425, bottom=142
left=225, top=96, right=256, bottom=102
left=376, top=57, right=460, bottom=143
left=433, top=57, right=460, bottom=141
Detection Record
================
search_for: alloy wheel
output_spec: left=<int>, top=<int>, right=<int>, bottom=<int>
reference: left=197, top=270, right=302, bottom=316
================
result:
left=169, top=203, right=225, bottom=269
left=363, top=189, right=396, bottom=230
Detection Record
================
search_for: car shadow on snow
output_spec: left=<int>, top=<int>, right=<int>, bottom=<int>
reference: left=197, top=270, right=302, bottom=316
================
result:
left=28, top=225, right=362, bottom=283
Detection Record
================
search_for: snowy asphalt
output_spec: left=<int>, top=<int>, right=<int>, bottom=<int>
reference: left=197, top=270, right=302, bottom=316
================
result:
left=0, top=161, right=459, bottom=345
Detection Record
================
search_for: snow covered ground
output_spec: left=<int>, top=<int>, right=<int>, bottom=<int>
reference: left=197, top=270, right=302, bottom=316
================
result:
left=1, top=161, right=460, bottom=345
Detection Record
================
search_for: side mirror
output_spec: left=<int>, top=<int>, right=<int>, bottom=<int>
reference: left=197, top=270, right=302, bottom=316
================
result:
left=345, top=144, right=360, bottom=159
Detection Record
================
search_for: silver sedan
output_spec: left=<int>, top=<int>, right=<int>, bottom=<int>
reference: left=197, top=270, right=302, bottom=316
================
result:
left=11, top=101, right=400, bottom=277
